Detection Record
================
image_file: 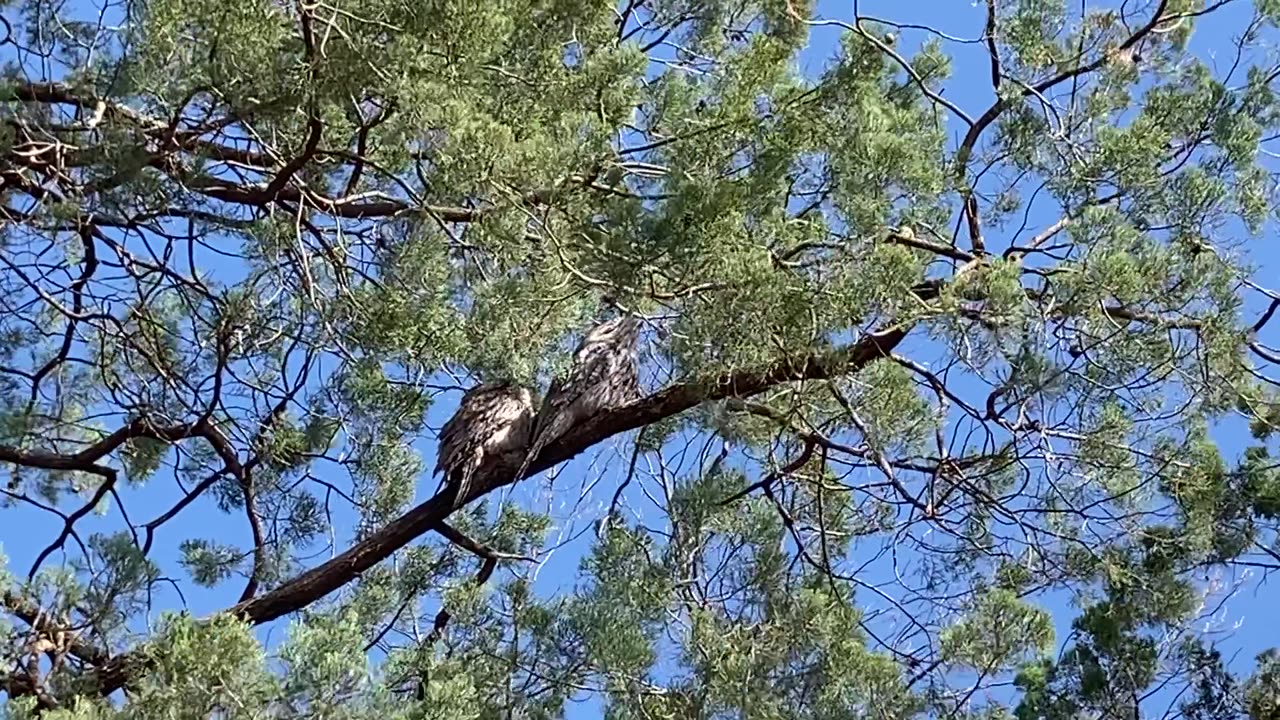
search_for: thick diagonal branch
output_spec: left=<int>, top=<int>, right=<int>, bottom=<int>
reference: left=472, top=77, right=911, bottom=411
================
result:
left=85, top=321, right=912, bottom=697
left=223, top=323, right=911, bottom=624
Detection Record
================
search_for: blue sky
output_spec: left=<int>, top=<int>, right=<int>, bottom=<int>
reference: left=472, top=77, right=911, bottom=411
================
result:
left=2, top=0, right=1280, bottom=715
left=803, top=0, right=1280, bottom=708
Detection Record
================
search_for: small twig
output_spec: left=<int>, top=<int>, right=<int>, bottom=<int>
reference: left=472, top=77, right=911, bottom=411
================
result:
left=600, top=427, right=649, bottom=538
left=426, top=522, right=532, bottom=643
left=717, top=435, right=817, bottom=506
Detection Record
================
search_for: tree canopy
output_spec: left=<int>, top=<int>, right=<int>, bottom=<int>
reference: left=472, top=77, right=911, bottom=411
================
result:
left=3, top=0, right=1280, bottom=717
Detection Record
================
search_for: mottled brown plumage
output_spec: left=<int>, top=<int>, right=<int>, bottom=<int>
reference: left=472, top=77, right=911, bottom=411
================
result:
left=434, top=382, right=535, bottom=508
left=514, top=315, right=642, bottom=482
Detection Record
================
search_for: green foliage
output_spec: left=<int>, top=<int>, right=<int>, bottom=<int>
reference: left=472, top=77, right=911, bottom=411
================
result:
left=119, top=438, right=170, bottom=485
left=130, top=613, right=277, bottom=719
left=178, top=539, right=244, bottom=587
left=941, top=588, right=1055, bottom=671
left=278, top=612, right=371, bottom=714
left=2, top=0, right=1280, bottom=717
left=1247, top=650, right=1280, bottom=720
left=1179, top=643, right=1240, bottom=720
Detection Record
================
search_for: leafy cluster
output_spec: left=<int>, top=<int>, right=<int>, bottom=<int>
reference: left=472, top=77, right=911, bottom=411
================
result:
left=2, top=0, right=1280, bottom=717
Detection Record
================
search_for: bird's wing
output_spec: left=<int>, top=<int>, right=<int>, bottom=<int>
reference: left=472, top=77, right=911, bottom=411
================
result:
left=513, top=379, right=573, bottom=482
left=480, top=393, right=534, bottom=453
left=435, top=384, right=500, bottom=477
left=449, top=388, right=536, bottom=509
left=450, top=459, right=477, bottom=510
left=434, top=411, right=466, bottom=477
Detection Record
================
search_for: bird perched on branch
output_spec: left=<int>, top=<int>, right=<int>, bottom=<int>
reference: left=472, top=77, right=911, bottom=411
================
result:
left=434, top=381, right=536, bottom=509
left=513, top=314, right=643, bottom=483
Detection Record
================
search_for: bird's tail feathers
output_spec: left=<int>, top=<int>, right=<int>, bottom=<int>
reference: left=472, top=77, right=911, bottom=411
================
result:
left=513, top=405, right=555, bottom=485
left=512, top=434, right=549, bottom=487
left=451, top=467, right=474, bottom=511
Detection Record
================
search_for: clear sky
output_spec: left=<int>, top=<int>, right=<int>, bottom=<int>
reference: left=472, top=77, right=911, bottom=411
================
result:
left=799, top=0, right=1280, bottom=709
left=1, top=0, right=1278, bottom=716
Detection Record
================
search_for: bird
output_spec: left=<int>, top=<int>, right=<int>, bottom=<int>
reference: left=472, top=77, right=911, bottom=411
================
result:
left=513, top=314, right=643, bottom=483
left=434, top=381, right=536, bottom=509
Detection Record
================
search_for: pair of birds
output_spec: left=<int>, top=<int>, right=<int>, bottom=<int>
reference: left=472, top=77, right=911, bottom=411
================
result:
left=433, top=314, right=642, bottom=507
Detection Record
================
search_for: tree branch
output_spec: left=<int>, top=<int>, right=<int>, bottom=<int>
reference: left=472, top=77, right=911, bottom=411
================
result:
left=85, top=320, right=913, bottom=697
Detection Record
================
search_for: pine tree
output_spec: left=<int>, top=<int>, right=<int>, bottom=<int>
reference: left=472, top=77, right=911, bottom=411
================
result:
left=2, top=0, right=1280, bottom=717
